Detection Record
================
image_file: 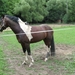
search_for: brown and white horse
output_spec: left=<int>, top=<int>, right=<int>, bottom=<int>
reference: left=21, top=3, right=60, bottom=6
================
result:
left=0, top=15, right=55, bottom=67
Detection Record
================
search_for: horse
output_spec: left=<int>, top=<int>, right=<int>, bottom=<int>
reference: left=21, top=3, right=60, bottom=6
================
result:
left=0, top=15, right=55, bottom=67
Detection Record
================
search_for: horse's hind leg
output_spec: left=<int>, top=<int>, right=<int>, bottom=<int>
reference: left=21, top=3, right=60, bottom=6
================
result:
left=43, top=39, right=51, bottom=61
left=44, top=36, right=55, bottom=61
left=45, top=47, right=51, bottom=61
left=50, top=36, right=55, bottom=56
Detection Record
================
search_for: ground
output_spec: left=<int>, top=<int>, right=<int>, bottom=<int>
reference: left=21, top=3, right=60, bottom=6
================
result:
left=3, top=44, right=75, bottom=75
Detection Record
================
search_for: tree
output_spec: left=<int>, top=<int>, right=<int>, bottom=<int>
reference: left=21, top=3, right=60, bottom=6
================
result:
left=0, top=0, right=18, bottom=17
left=0, top=0, right=74, bottom=23
left=67, top=0, right=75, bottom=23
left=45, top=0, right=67, bottom=23
left=45, top=0, right=73, bottom=23
left=14, top=0, right=48, bottom=22
left=0, top=0, right=4, bottom=17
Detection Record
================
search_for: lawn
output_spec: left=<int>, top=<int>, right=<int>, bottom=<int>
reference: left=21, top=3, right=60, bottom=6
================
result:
left=0, top=46, right=12, bottom=75
left=0, top=47, right=8, bottom=75
left=0, top=25, right=75, bottom=75
left=54, top=25, right=75, bottom=45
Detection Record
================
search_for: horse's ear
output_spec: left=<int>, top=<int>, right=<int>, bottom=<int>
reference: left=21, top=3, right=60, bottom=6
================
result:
left=2, top=14, right=5, bottom=18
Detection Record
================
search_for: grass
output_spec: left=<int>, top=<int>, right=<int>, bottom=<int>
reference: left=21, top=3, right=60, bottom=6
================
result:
left=0, top=47, right=11, bottom=75
left=0, top=25, right=75, bottom=75
left=49, top=58, right=75, bottom=74
left=54, top=26, right=75, bottom=45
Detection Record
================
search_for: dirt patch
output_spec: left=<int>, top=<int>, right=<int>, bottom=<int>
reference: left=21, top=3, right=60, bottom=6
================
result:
left=2, top=44, right=75, bottom=75
left=56, top=44, right=75, bottom=55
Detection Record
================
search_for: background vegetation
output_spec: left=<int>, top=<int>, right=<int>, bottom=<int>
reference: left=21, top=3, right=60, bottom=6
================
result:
left=0, top=0, right=75, bottom=23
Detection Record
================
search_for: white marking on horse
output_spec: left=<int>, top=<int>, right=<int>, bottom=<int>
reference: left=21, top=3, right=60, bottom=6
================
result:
left=18, top=18, right=33, bottom=41
left=44, top=47, right=50, bottom=62
left=29, top=55, right=34, bottom=67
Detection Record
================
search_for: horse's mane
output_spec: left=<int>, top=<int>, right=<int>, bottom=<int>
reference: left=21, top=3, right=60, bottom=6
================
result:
left=5, top=15, right=29, bottom=25
left=5, top=15, right=19, bottom=24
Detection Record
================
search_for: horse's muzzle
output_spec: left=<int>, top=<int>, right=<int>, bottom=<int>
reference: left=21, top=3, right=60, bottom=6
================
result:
left=0, top=28, right=3, bottom=32
left=0, top=26, right=2, bottom=31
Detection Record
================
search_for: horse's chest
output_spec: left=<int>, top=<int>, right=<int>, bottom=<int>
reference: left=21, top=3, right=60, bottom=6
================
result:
left=18, top=18, right=33, bottom=41
left=16, top=35, right=29, bottom=43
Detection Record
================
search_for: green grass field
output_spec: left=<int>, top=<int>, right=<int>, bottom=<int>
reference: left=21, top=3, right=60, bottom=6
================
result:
left=0, top=25, right=75, bottom=75
left=54, top=26, right=75, bottom=45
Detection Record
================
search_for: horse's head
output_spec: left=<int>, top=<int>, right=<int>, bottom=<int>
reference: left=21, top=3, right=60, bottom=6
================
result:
left=0, top=16, right=7, bottom=32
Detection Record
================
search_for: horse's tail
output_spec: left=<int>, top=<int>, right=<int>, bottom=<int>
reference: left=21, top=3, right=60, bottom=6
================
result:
left=51, top=35, right=55, bottom=56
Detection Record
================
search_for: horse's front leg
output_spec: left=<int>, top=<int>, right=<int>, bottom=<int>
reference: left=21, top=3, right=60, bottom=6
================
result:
left=25, top=43, right=34, bottom=67
left=22, top=52, right=28, bottom=65
left=21, top=43, right=28, bottom=65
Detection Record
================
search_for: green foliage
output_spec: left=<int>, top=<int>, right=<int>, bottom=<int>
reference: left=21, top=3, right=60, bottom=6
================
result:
left=67, top=0, right=75, bottom=23
left=45, top=0, right=72, bottom=23
left=0, top=0, right=18, bottom=17
left=14, top=0, right=48, bottom=22
left=46, top=0, right=75, bottom=23
left=0, top=0, right=75, bottom=23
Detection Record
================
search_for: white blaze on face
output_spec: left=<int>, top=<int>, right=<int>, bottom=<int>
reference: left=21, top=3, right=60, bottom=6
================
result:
left=18, top=18, right=33, bottom=41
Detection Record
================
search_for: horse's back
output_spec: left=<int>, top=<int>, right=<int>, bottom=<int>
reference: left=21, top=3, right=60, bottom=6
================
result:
left=31, top=24, right=53, bottom=31
left=40, top=24, right=53, bottom=39
left=40, top=24, right=53, bottom=31
left=30, top=24, right=53, bottom=43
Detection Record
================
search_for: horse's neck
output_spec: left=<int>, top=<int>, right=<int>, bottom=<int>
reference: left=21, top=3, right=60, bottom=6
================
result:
left=7, top=20, right=21, bottom=34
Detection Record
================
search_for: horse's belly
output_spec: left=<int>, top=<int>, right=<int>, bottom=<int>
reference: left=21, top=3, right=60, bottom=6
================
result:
left=30, top=33, right=45, bottom=43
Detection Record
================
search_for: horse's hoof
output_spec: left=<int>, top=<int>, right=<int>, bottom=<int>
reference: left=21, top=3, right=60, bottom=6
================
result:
left=22, top=61, right=27, bottom=65
left=44, top=58, right=48, bottom=62
left=29, top=62, right=33, bottom=67
left=51, top=52, right=55, bottom=56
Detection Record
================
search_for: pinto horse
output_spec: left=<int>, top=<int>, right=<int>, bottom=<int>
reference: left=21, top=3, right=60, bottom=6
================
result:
left=0, top=15, right=55, bottom=67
